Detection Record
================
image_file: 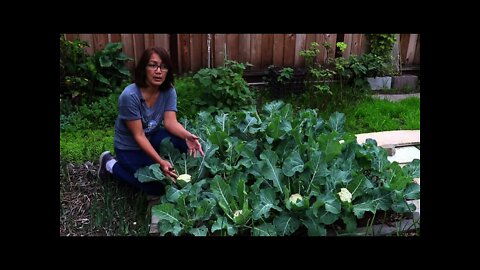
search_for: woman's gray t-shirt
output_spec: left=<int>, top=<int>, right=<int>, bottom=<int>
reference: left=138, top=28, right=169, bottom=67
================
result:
left=114, top=83, right=177, bottom=150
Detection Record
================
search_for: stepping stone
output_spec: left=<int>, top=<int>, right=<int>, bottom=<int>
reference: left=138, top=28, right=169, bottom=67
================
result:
left=150, top=213, right=160, bottom=235
left=356, top=130, right=420, bottom=147
left=387, top=146, right=420, bottom=164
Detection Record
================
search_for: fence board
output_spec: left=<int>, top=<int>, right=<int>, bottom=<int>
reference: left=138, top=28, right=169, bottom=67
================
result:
left=132, top=34, right=145, bottom=66
left=413, top=34, right=420, bottom=65
left=227, top=34, right=239, bottom=61
left=201, top=34, right=208, bottom=68
left=315, top=34, right=337, bottom=64
left=66, top=33, right=79, bottom=41
left=326, top=34, right=337, bottom=59
left=250, top=34, right=262, bottom=70
left=272, top=34, right=285, bottom=67
left=214, top=34, right=226, bottom=67
left=154, top=34, right=169, bottom=52
left=294, top=34, right=307, bottom=67
left=350, top=33, right=364, bottom=56
left=109, top=34, right=121, bottom=43
left=400, top=34, right=410, bottom=65
left=120, top=34, right=134, bottom=71
left=360, top=34, right=368, bottom=54
left=283, top=34, right=296, bottom=67
left=261, top=34, right=273, bottom=69
left=315, top=34, right=326, bottom=64
left=305, top=34, right=316, bottom=51
left=144, top=34, right=156, bottom=49
left=178, top=34, right=191, bottom=74
left=343, top=34, right=353, bottom=58
left=405, top=34, right=418, bottom=65
left=238, top=34, right=251, bottom=64
left=190, top=34, right=203, bottom=72
left=93, top=34, right=109, bottom=51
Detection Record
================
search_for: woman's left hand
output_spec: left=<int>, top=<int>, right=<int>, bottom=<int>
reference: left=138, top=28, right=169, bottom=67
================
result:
left=186, top=134, right=205, bottom=157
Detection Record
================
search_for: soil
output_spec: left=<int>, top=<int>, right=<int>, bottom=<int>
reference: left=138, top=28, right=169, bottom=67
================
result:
left=60, top=161, right=149, bottom=236
left=326, top=210, right=415, bottom=236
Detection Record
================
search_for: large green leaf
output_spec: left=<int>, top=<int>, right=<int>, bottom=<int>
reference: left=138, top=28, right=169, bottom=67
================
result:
left=96, top=73, right=110, bottom=85
left=372, top=151, right=389, bottom=173
left=208, top=130, right=228, bottom=149
left=328, top=112, right=345, bottom=133
left=193, top=198, right=216, bottom=221
left=318, top=133, right=342, bottom=162
left=318, top=192, right=341, bottom=214
left=273, top=214, right=300, bottom=236
left=252, top=188, right=283, bottom=220
left=211, top=216, right=237, bottom=236
left=403, top=183, right=420, bottom=200
left=259, top=150, right=284, bottom=194
left=150, top=164, right=165, bottom=180
left=99, top=55, right=112, bottom=67
left=214, top=113, right=229, bottom=132
left=176, top=193, right=189, bottom=217
left=328, top=167, right=351, bottom=190
left=236, top=179, right=247, bottom=205
left=402, top=159, right=420, bottom=178
left=252, top=223, right=277, bottom=236
left=263, top=100, right=284, bottom=116
left=189, top=226, right=208, bottom=236
left=384, top=165, right=410, bottom=191
left=347, top=174, right=372, bottom=199
left=341, top=213, right=357, bottom=233
left=158, top=220, right=183, bottom=236
left=165, top=185, right=182, bottom=203
left=239, top=113, right=259, bottom=134
left=197, top=140, right=219, bottom=178
left=266, top=115, right=285, bottom=140
left=210, top=175, right=234, bottom=216
left=115, top=51, right=132, bottom=61
left=305, top=151, right=328, bottom=193
left=240, top=140, right=257, bottom=159
left=282, top=151, right=304, bottom=177
left=275, top=139, right=297, bottom=162
left=152, top=203, right=182, bottom=224
left=353, top=201, right=376, bottom=218
left=317, top=209, right=339, bottom=225
left=104, top=42, right=123, bottom=52
left=116, top=65, right=130, bottom=76
left=304, top=210, right=327, bottom=236
left=134, top=165, right=162, bottom=183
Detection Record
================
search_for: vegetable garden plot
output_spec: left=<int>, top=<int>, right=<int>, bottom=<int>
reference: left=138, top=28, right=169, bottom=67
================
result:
left=137, top=101, right=420, bottom=236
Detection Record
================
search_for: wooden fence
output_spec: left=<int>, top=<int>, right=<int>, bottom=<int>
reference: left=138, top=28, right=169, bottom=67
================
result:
left=64, top=33, right=420, bottom=75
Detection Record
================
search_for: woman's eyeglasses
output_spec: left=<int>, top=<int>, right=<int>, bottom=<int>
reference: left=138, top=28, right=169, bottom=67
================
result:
left=147, top=63, right=168, bottom=72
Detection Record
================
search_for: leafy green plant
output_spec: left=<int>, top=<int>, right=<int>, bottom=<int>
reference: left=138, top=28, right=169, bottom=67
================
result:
left=60, top=87, right=124, bottom=133
left=366, top=34, right=396, bottom=62
left=262, top=65, right=296, bottom=98
left=299, top=42, right=336, bottom=109
left=175, top=75, right=203, bottom=120
left=59, top=34, right=132, bottom=105
left=134, top=101, right=420, bottom=236
left=366, top=34, right=398, bottom=76
left=193, top=60, right=255, bottom=113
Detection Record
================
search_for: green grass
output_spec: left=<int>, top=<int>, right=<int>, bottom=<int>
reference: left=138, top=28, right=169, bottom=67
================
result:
left=342, top=96, right=420, bottom=134
left=60, top=129, right=114, bottom=164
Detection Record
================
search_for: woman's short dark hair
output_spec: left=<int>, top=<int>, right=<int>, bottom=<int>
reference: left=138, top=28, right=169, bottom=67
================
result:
left=134, top=47, right=174, bottom=92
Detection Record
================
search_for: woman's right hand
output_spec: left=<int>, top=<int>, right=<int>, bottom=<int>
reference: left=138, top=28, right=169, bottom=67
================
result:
left=159, top=160, right=178, bottom=181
